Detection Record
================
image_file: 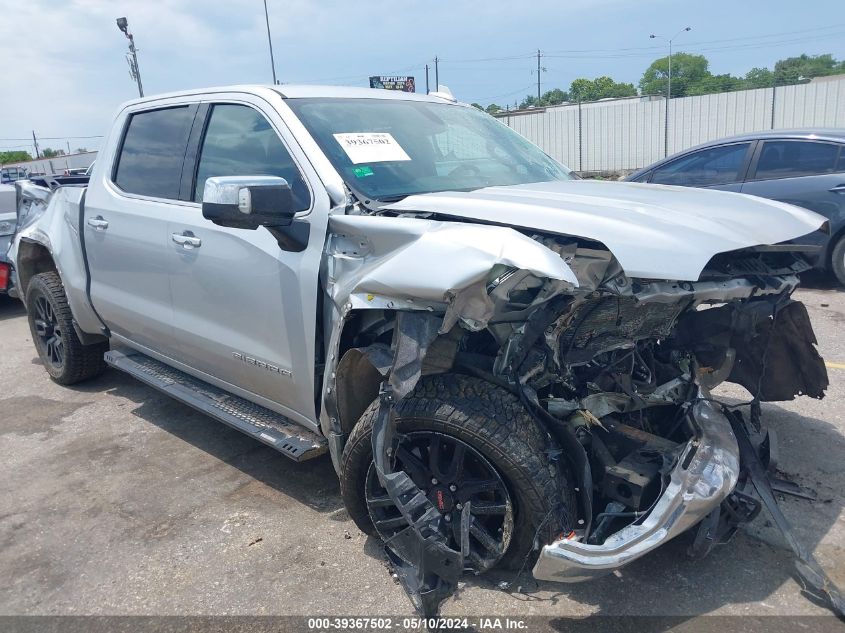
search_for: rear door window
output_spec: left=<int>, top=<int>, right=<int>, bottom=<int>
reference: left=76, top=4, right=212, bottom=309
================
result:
left=752, top=140, right=841, bottom=180
left=192, top=104, right=311, bottom=210
left=114, top=106, right=195, bottom=199
left=650, top=143, right=751, bottom=186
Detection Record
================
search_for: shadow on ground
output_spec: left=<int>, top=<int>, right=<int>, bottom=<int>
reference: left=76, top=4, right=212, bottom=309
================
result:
left=800, top=269, right=842, bottom=292
left=0, top=295, right=25, bottom=321
left=69, top=367, right=343, bottom=515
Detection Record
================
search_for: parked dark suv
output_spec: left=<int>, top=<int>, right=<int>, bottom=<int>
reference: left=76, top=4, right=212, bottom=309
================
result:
left=627, top=129, right=845, bottom=285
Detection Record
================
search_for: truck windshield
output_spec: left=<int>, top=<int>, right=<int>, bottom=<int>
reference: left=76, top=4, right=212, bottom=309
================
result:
left=286, top=97, right=573, bottom=201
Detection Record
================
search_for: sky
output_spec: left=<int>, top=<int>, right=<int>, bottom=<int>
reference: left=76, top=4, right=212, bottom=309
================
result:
left=1, top=0, right=844, bottom=156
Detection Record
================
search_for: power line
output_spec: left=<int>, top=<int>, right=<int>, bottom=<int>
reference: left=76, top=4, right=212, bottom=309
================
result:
left=543, top=23, right=845, bottom=55
left=306, top=60, right=429, bottom=85
left=684, top=32, right=845, bottom=54
left=475, top=84, right=535, bottom=103
left=543, top=30, right=845, bottom=59
left=438, top=52, right=536, bottom=63
left=0, top=135, right=103, bottom=141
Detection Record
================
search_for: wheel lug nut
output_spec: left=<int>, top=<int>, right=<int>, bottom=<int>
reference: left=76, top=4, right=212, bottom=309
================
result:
left=449, top=484, right=457, bottom=492
left=431, top=478, right=438, bottom=485
left=456, top=503, right=462, bottom=510
left=444, top=515, right=451, bottom=522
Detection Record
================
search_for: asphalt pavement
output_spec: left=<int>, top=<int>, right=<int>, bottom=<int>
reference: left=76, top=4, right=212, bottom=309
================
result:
left=0, top=275, right=843, bottom=626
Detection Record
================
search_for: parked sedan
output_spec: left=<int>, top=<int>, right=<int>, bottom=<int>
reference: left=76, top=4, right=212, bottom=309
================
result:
left=627, top=129, right=845, bottom=285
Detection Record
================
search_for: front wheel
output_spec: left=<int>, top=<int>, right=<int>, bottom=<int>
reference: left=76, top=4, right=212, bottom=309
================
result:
left=26, top=271, right=108, bottom=385
left=340, top=374, right=575, bottom=572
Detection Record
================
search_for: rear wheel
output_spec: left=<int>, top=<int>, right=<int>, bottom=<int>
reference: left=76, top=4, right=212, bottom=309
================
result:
left=831, top=235, right=845, bottom=287
left=340, top=374, right=574, bottom=571
left=26, top=271, right=108, bottom=385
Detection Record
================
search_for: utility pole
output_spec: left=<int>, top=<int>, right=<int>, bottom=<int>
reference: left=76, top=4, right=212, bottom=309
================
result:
left=263, top=0, right=278, bottom=84
left=66, top=141, right=71, bottom=155
left=434, top=57, right=439, bottom=90
left=116, top=17, right=144, bottom=98
left=537, top=49, right=541, bottom=103
left=650, top=26, right=691, bottom=157
left=32, top=131, right=40, bottom=159
left=425, top=64, right=430, bottom=94
left=771, top=78, right=777, bottom=129
left=666, top=38, right=672, bottom=157
left=577, top=98, right=583, bottom=171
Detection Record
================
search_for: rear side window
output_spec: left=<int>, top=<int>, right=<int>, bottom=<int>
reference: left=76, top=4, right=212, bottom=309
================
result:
left=114, top=106, right=194, bottom=199
left=193, top=104, right=311, bottom=210
left=650, top=143, right=751, bottom=187
left=754, top=140, right=840, bottom=180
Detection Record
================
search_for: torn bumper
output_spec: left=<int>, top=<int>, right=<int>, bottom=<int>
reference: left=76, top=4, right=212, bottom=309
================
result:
left=533, top=400, right=740, bottom=582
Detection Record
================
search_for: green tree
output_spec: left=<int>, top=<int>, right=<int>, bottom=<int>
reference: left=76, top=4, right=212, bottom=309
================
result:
left=74, top=147, right=88, bottom=154
left=470, top=102, right=484, bottom=110
left=41, top=148, right=66, bottom=158
left=569, top=76, right=636, bottom=101
left=0, top=150, right=33, bottom=164
left=568, top=78, right=593, bottom=101
left=639, top=53, right=710, bottom=97
left=686, top=73, right=744, bottom=96
left=541, top=88, right=569, bottom=105
left=773, top=53, right=845, bottom=84
left=592, top=76, right=637, bottom=98
left=744, top=67, right=774, bottom=89
left=518, top=94, right=540, bottom=109
left=485, top=103, right=502, bottom=114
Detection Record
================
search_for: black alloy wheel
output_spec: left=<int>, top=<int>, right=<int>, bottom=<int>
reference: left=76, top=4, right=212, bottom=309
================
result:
left=33, top=294, right=65, bottom=369
left=365, top=431, right=513, bottom=573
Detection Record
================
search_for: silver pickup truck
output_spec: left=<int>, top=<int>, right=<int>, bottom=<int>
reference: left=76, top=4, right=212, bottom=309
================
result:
left=9, top=85, right=837, bottom=615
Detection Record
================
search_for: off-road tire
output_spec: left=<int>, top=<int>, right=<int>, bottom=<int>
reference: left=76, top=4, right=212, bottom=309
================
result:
left=831, top=235, right=845, bottom=288
left=26, top=271, right=108, bottom=385
left=340, top=373, right=575, bottom=570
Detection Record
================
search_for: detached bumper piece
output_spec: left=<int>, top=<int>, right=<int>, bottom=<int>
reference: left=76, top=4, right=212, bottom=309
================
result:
left=369, top=312, right=464, bottom=617
left=533, top=400, right=740, bottom=582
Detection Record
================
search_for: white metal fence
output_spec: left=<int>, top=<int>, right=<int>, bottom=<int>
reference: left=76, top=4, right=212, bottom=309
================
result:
left=496, top=77, right=845, bottom=172
left=2, top=151, right=97, bottom=176
left=6, top=81, right=844, bottom=177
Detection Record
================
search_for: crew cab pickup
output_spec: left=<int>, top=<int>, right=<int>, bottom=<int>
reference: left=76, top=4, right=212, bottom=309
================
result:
left=9, top=85, right=837, bottom=616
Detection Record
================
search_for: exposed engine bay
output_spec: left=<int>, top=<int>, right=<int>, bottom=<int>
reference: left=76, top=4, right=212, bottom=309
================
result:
left=323, top=221, right=840, bottom=617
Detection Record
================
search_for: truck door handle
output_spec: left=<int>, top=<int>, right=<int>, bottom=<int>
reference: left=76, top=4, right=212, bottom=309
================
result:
left=171, top=231, right=202, bottom=249
left=829, top=184, right=845, bottom=193
left=87, top=216, right=109, bottom=230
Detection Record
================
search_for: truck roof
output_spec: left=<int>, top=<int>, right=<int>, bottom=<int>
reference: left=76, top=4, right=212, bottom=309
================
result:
left=117, top=84, right=455, bottom=110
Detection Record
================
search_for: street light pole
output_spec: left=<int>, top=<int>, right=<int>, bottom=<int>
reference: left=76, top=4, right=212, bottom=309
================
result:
left=650, top=26, right=691, bottom=157
left=116, top=17, right=144, bottom=98
left=263, top=0, right=278, bottom=84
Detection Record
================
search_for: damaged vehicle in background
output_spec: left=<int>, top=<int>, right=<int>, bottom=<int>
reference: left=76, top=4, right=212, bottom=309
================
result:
left=0, top=183, right=19, bottom=295
left=9, top=85, right=841, bottom=617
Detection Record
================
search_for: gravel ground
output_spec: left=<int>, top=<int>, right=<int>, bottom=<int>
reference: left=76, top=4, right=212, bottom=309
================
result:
left=0, top=276, right=843, bottom=626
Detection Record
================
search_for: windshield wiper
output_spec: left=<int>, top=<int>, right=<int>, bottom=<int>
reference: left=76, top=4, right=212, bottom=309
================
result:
left=375, top=194, right=411, bottom=204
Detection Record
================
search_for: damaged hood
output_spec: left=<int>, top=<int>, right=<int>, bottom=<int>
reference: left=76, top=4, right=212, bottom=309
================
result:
left=383, top=180, right=827, bottom=281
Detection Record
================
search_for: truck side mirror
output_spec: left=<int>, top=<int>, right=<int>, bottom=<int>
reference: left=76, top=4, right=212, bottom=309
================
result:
left=201, top=176, right=296, bottom=230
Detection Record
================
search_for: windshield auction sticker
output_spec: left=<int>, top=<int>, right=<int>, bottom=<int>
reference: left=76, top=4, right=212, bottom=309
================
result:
left=333, top=132, right=411, bottom=164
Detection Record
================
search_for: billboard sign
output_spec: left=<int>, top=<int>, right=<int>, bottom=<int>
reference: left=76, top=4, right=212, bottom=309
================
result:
left=369, top=76, right=416, bottom=92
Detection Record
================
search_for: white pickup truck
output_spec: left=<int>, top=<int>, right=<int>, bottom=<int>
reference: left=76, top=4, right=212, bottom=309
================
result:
left=9, top=85, right=839, bottom=616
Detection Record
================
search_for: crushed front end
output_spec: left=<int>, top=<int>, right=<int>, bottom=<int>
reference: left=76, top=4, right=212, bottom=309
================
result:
left=321, top=210, right=834, bottom=615
left=508, top=242, right=827, bottom=581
